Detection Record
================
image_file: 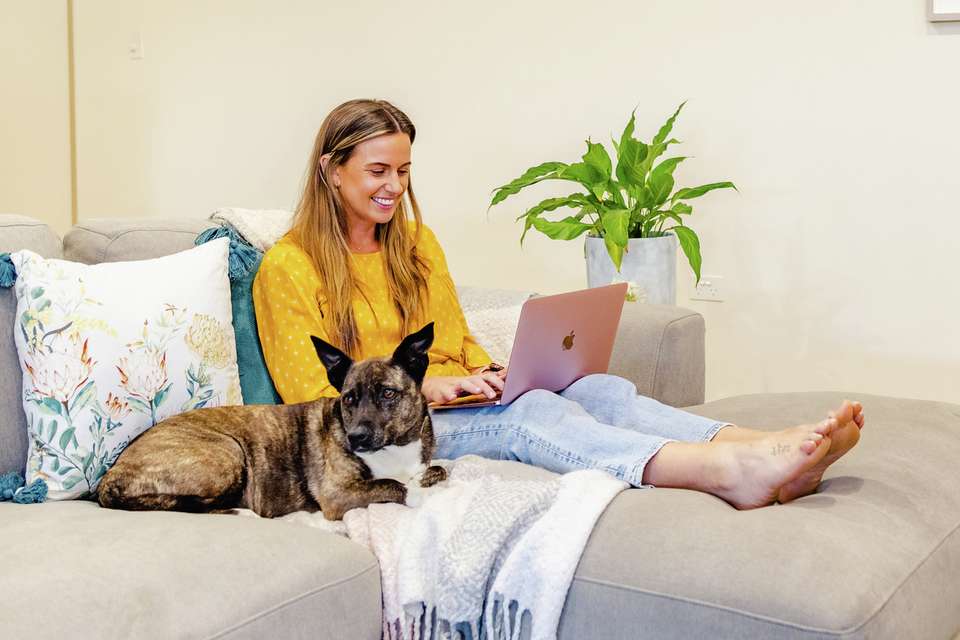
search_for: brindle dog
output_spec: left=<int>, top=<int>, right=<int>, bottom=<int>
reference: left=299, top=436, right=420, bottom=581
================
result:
left=97, top=322, right=447, bottom=520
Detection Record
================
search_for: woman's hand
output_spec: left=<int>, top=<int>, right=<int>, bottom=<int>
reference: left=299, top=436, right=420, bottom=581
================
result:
left=422, top=369, right=507, bottom=404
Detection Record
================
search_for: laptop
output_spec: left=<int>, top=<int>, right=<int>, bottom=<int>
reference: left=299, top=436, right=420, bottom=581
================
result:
left=428, top=282, right=628, bottom=410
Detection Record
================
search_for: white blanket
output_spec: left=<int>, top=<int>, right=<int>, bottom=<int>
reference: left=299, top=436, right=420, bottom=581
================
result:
left=248, top=456, right=626, bottom=640
left=209, top=207, right=294, bottom=252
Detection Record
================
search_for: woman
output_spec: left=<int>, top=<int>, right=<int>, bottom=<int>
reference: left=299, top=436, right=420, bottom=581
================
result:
left=252, top=99, right=863, bottom=510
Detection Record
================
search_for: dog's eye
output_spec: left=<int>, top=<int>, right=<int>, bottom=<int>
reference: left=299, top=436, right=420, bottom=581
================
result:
left=381, top=388, right=397, bottom=400
left=343, top=392, right=357, bottom=406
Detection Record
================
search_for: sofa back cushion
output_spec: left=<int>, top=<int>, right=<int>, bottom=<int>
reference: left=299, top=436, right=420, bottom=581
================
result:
left=64, top=218, right=208, bottom=264
left=1, top=215, right=63, bottom=476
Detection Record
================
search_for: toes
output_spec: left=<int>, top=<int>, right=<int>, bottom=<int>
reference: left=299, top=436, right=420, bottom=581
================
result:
left=800, top=433, right=825, bottom=454
left=814, top=417, right=837, bottom=435
left=854, top=412, right=865, bottom=429
left=835, top=400, right=856, bottom=425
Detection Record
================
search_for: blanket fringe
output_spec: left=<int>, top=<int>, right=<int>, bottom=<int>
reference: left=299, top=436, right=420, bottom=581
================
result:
left=387, top=599, right=529, bottom=640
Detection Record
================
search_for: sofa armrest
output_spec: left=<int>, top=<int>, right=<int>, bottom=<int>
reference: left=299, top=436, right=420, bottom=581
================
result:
left=609, top=303, right=705, bottom=407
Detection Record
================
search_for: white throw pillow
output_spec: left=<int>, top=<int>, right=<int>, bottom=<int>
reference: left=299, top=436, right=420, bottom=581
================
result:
left=11, top=238, right=242, bottom=500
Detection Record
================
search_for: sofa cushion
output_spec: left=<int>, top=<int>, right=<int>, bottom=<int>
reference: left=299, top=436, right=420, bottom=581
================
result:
left=0, top=501, right=382, bottom=640
left=64, top=217, right=207, bottom=264
left=554, top=391, right=960, bottom=639
left=1, top=214, right=62, bottom=476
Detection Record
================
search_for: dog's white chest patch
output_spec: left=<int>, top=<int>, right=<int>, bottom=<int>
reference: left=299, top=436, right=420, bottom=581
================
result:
left=356, top=440, right=425, bottom=483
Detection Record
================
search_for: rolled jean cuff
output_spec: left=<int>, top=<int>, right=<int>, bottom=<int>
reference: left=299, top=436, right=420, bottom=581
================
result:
left=630, top=437, right=677, bottom=489
left=702, top=420, right=735, bottom=443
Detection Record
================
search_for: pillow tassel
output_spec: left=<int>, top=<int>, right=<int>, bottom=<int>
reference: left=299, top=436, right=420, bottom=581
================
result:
left=0, top=471, right=23, bottom=500
left=0, top=253, right=16, bottom=288
left=13, top=479, right=48, bottom=504
left=196, top=226, right=262, bottom=282
left=0, top=472, right=48, bottom=504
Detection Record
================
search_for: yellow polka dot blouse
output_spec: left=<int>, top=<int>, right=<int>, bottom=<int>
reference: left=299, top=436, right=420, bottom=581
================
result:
left=252, top=223, right=492, bottom=403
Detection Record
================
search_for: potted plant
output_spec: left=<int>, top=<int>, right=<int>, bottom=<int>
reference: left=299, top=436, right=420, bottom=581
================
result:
left=488, top=102, right=736, bottom=304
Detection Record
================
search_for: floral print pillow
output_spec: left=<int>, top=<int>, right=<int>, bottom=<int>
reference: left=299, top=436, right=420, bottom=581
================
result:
left=11, top=238, right=242, bottom=500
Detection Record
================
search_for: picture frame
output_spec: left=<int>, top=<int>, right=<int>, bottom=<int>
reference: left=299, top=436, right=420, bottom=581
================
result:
left=929, top=0, right=960, bottom=21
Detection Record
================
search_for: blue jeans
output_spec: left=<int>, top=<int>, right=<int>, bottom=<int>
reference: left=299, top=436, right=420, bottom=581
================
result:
left=431, top=373, right=731, bottom=488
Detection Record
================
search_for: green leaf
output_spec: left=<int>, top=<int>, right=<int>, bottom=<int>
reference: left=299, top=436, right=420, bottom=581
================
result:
left=648, top=172, right=674, bottom=207
left=82, top=451, right=95, bottom=473
left=672, top=181, right=737, bottom=202
left=600, top=209, right=630, bottom=248
left=615, top=138, right=648, bottom=188
left=557, top=162, right=607, bottom=201
left=30, top=287, right=45, bottom=300
left=490, top=161, right=568, bottom=207
left=618, top=110, right=636, bottom=157
left=517, top=194, right=596, bottom=244
left=71, top=380, right=96, bottom=415
left=671, top=226, right=703, bottom=284
left=650, top=156, right=687, bottom=181
left=604, top=235, right=625, bottom=271
left=153, top=383, right=172, bottom=410
left=514, top=193, right=595, bottom=223
left=38, top=397, right=63, bottom=416
left=46, top=419, right=57, bottom=441
left=59, top=427, right=76, bottom=451
left=582, top=140, right=612, bottom=181
left=653, top=102, right=686, bottom=147
left=127, top=396, right=151, bottom=414
left=529, top=216, right=594, bottom=241
left=606, top=180, right=626, bottom=208
left=51, top=457, right=60, bottom=472
left=671, top=202, right=693, bottom=215
left=62, top=474, right=85, bottom=491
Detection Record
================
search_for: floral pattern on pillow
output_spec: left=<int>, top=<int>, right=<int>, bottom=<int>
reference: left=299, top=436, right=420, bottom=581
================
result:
left=12, top=240, right=242, bottom=500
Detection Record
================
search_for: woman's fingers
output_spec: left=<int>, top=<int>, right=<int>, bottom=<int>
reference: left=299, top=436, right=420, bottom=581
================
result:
left=462, top=376, right=498, bottom=398
left=482, top=372, right=505, bottom=391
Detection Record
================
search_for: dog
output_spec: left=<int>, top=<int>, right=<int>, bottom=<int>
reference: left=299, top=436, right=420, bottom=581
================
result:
left=97, top=322, right=447, bottom=520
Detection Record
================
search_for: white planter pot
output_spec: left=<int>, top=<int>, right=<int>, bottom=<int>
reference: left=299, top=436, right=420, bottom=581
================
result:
left=584, top=235, right=677, bottom=304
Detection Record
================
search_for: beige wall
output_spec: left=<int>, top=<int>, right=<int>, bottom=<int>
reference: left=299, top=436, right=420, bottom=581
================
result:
left=0, top=1, right=72, bottom=235
left=12, top=0, right=960, bottom=404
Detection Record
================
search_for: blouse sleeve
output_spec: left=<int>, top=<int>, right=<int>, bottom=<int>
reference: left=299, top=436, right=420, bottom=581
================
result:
left=252, top=244, right=340, bottom=402
left=419, top=226, right=493, bottom=377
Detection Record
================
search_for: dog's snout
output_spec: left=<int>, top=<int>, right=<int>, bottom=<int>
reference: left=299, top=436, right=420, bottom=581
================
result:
left=347, top=427, right=373, bottom=451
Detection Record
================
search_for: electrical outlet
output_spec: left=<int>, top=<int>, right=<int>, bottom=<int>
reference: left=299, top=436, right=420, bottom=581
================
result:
left=127, top=33, right=144, bottom=60
left=691, top=275, right=724, bottom=302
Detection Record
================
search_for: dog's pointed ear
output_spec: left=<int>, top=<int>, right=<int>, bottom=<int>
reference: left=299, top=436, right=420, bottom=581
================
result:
left=391, top=322, right=434, bottom=386
left=310, top=335, right=353, bottom=392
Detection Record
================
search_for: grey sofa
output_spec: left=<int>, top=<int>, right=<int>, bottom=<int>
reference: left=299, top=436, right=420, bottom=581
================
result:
left=1, top=214, right=958, bottom=640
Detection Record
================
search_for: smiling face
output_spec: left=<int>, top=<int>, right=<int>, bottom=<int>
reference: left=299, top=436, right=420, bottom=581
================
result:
left=330, top=132, right=412, bottom=235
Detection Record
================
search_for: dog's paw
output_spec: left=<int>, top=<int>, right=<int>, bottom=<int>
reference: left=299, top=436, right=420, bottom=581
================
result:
left=420, top=465, right=448, bottom=487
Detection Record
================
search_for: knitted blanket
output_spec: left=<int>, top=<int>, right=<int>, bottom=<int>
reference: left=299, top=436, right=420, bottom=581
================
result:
left=245, top=456, right=626, bottom=640
left=209, top=207, right=294, bottom=252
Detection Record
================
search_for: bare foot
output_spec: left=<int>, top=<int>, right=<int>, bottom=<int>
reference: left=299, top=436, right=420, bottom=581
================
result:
left=777, top=400, right=862, bottom=503
left=711, top=425, right=833, bottom=510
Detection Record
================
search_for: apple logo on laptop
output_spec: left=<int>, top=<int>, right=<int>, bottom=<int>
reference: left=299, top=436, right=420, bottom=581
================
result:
left=562, top=330, right=575, bottom=351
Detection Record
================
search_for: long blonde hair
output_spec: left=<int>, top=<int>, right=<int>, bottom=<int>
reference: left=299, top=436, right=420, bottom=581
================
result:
left=290, top=99, right=430, bottom=357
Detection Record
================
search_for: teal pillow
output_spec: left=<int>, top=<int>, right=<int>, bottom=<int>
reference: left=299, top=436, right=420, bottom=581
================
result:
left=196, top=227, right=281, bottom=405
left=231, top=254, right=282, bottom=405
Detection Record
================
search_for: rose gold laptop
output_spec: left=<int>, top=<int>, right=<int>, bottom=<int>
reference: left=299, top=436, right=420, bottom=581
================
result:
left=429, top=282, right=628, bottom=410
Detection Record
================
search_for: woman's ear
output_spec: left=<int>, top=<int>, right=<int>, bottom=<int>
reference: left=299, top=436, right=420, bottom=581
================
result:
left=319, top=154, right=341, bottom=189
